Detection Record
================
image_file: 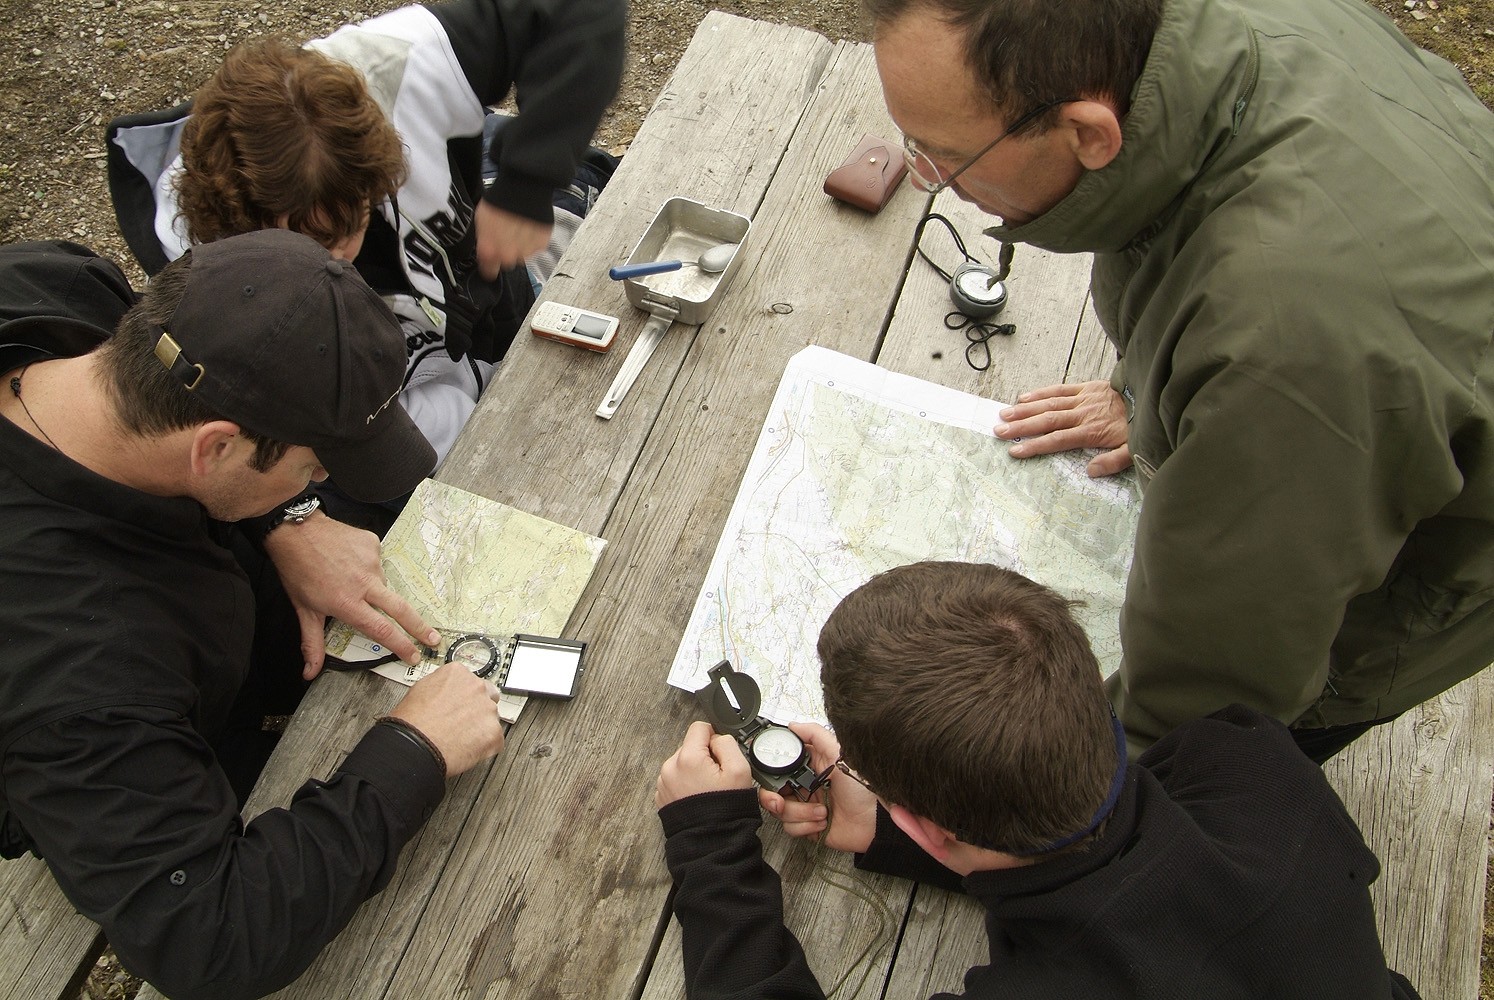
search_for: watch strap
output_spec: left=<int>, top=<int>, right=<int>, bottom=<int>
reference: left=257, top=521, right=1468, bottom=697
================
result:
left=257, top=490, right=321, bottom=540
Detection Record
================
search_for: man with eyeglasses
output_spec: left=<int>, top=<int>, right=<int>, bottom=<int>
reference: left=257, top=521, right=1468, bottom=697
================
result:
left=655, top=562, right=1418, bottom=998
left=875, top=0, right=1494, bottom=763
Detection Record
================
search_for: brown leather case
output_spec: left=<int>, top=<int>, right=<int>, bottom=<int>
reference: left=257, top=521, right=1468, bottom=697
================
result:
left=823, top=134, right=908, bottom=213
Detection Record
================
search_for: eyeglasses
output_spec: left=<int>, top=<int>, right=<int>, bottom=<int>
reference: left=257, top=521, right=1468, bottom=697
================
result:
left=809, top=754, right=876, bottom=795
left=901, top=98, right=1079, bottom=194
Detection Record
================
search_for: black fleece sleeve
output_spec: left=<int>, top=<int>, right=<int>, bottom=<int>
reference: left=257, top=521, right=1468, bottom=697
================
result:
left=4, top=710, right=445, bottom=1000
left=659, top=789, right=827, bottom=1000
left=427, top=0, right=625, bottom=223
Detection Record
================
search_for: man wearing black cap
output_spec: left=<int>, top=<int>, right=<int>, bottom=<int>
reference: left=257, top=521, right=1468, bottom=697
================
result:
left=0, top=230, right=507, bottom=999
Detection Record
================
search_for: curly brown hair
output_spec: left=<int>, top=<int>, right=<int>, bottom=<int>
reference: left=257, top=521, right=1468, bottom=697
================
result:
left=175, top=37, right=407, bottom=248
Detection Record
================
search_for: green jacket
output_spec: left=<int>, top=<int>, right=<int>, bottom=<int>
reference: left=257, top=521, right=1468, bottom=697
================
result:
left=997, top=0, right=1494, bottom=746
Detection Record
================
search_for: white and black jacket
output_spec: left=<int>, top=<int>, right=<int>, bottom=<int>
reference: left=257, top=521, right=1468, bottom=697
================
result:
left=107, top=0, right=624, bottom=465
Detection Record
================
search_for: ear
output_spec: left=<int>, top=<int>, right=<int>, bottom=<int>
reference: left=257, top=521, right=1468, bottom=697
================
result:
left=188, top=420, right=247, bottom=477
left=1061, top=99, right=1123, bottom=171
left=886, top=803, right=957, bottom=862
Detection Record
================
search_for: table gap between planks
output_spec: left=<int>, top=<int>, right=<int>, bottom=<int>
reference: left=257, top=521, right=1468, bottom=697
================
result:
left=123, top=12, right=1488, bottom=1000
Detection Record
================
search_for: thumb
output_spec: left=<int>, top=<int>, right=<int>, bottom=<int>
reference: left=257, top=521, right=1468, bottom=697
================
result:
left=296, top=606, right=328, bottom=680
left=1087, top=443, right=1133, bottom=478
left=711, top=732, right=743, bottom=762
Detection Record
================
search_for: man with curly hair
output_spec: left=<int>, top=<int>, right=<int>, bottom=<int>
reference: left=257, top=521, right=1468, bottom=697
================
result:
left=107, top=0, right=624, bottom=669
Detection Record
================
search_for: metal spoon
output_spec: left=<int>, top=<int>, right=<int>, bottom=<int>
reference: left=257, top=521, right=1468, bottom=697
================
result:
left=608, top=243, right=737, bottom=280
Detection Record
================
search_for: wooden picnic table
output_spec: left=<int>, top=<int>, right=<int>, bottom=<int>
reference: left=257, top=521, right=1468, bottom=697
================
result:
left=112, top=12, right=1494, bottom=1000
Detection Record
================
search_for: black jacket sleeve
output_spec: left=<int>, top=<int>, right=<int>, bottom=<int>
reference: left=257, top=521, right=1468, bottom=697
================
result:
left=3, top=708, right=445, bottom=1000
left=427, top=0, right=625, bottom=223
left=659, top=789, right=827, bottom=1000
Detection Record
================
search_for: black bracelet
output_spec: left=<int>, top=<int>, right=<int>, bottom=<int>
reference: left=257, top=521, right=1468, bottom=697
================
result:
left=375, top=715, right=448, bottom=777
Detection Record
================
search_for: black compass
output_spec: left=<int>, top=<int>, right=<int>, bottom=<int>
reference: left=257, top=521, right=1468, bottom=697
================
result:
left=695, top=659, right=821, bottom=800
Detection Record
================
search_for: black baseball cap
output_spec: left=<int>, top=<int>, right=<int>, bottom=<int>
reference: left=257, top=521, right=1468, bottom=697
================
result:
left=152, top=229, right=434, bottom=502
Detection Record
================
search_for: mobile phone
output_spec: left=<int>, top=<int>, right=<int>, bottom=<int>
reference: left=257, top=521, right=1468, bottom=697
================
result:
left=530, top=301, right=620, bottom=352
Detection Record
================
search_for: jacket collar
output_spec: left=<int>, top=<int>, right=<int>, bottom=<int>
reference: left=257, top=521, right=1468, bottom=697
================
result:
left=961, top=764, right=1144, bottom=901
left=986, top=0, right=1260, bottom=255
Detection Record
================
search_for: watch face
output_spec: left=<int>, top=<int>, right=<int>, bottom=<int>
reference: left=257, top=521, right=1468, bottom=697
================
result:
left=955, top=268, right=1005, bottom=304
left=749, top=725, right=807, bottom=774
left=283, top=496, right=320, bottom=519
left=446, top=634, right=501, bottom=678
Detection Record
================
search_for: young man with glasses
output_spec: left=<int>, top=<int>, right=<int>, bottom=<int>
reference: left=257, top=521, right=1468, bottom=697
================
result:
left=655, top=561, right=1418, bottom=998
left=872, top=0, right=1494, bottom=764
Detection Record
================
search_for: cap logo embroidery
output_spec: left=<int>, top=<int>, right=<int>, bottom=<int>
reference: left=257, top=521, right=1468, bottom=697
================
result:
left=367, top=386, right=400, bottom=425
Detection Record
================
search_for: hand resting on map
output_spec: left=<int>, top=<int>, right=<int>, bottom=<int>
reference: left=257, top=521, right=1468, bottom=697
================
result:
left=759, top=723, right=877, bottom=854
left=993, top=380, right=1132, bottom=478
left=264, top=511, right=441, bottom=680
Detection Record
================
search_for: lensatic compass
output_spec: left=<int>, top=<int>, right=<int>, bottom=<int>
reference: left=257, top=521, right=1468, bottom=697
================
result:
left=694, top=659, right=823, bottom=800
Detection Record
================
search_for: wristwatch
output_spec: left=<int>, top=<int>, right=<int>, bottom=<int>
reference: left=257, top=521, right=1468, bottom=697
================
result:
left=264, top=494, right=321, bottom=535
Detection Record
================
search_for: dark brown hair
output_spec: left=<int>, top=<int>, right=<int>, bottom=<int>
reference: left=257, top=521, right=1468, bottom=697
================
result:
left=94, top=253, right=289, bottom=472
left=818, top=561, right=1116, bottom=854
left=176, top=37, right=406, bottom=248
left=863, top=0, right=1163, bottom=132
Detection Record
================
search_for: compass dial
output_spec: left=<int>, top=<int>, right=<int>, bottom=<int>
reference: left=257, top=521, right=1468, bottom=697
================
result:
left=446, top=634, right=501, bottom=678
left=749, top=726, right=807, bottom=773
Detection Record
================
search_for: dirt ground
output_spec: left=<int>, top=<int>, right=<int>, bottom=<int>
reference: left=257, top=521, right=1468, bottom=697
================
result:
left=0, top=0, right=867, bottom=286
left=0, top=0, right=1488, bottom=997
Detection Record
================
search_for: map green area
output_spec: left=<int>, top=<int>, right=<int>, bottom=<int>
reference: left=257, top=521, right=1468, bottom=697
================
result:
left=324, top=478, right=606, bottom=721
left=668, top=347, right=1140, bottom=724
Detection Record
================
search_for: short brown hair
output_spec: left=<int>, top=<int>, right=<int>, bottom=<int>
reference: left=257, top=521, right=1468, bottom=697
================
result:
left=94, top=253, right=290, bottom=472
left=864, top=0, right=1162, bottom=132
left=818, top=561, right=1116, bottom=854
left=176, top=37, right=406, bottom=248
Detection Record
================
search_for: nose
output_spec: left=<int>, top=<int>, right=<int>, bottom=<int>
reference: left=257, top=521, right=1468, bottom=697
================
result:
left=310, top=467, right=329, bottom=483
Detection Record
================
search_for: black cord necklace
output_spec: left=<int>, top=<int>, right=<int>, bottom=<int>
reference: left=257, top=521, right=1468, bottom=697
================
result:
left=913, top=212, right=1017, bottom=372
left=9, top=364, right=61, bottom=451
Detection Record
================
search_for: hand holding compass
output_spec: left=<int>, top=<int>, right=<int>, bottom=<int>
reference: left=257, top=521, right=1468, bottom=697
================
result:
left=759, top=724, right=878, bottom=854
left=693, top=660, right=824, bottom=801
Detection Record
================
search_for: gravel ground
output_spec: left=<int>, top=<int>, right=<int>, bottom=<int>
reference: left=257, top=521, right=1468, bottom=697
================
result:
left=0, top=0, right=866, bottom=287
left=0, top=0, right=1485, bottom=997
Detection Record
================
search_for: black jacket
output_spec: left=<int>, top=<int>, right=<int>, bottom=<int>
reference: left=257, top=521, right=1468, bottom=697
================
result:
left=659, top=705, right=1421, bottom=1000
left=0, top=242, right=447, bottom=1000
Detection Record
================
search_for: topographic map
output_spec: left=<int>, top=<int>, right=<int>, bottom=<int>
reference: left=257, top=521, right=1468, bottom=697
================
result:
left=324, top=478, right=606, bottom=721
left=667, top=347, right=1140, bottom=725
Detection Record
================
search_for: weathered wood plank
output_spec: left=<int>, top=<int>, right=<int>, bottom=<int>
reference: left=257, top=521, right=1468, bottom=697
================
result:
left=201, top=13, right=839, bottom=1000
left=1324, top=669, right=1494, bottom=1000
left=1065, top=297, right=1114, bottom=384
left=884, top=884, right=988, bottom=998
left=874, top=188, right=1094, bottom=403
left=439, top=11, right=838, bottom=525
left=382, top=34, right=938, bottom=1000
left=0, top=856, right=102, bottom=1000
